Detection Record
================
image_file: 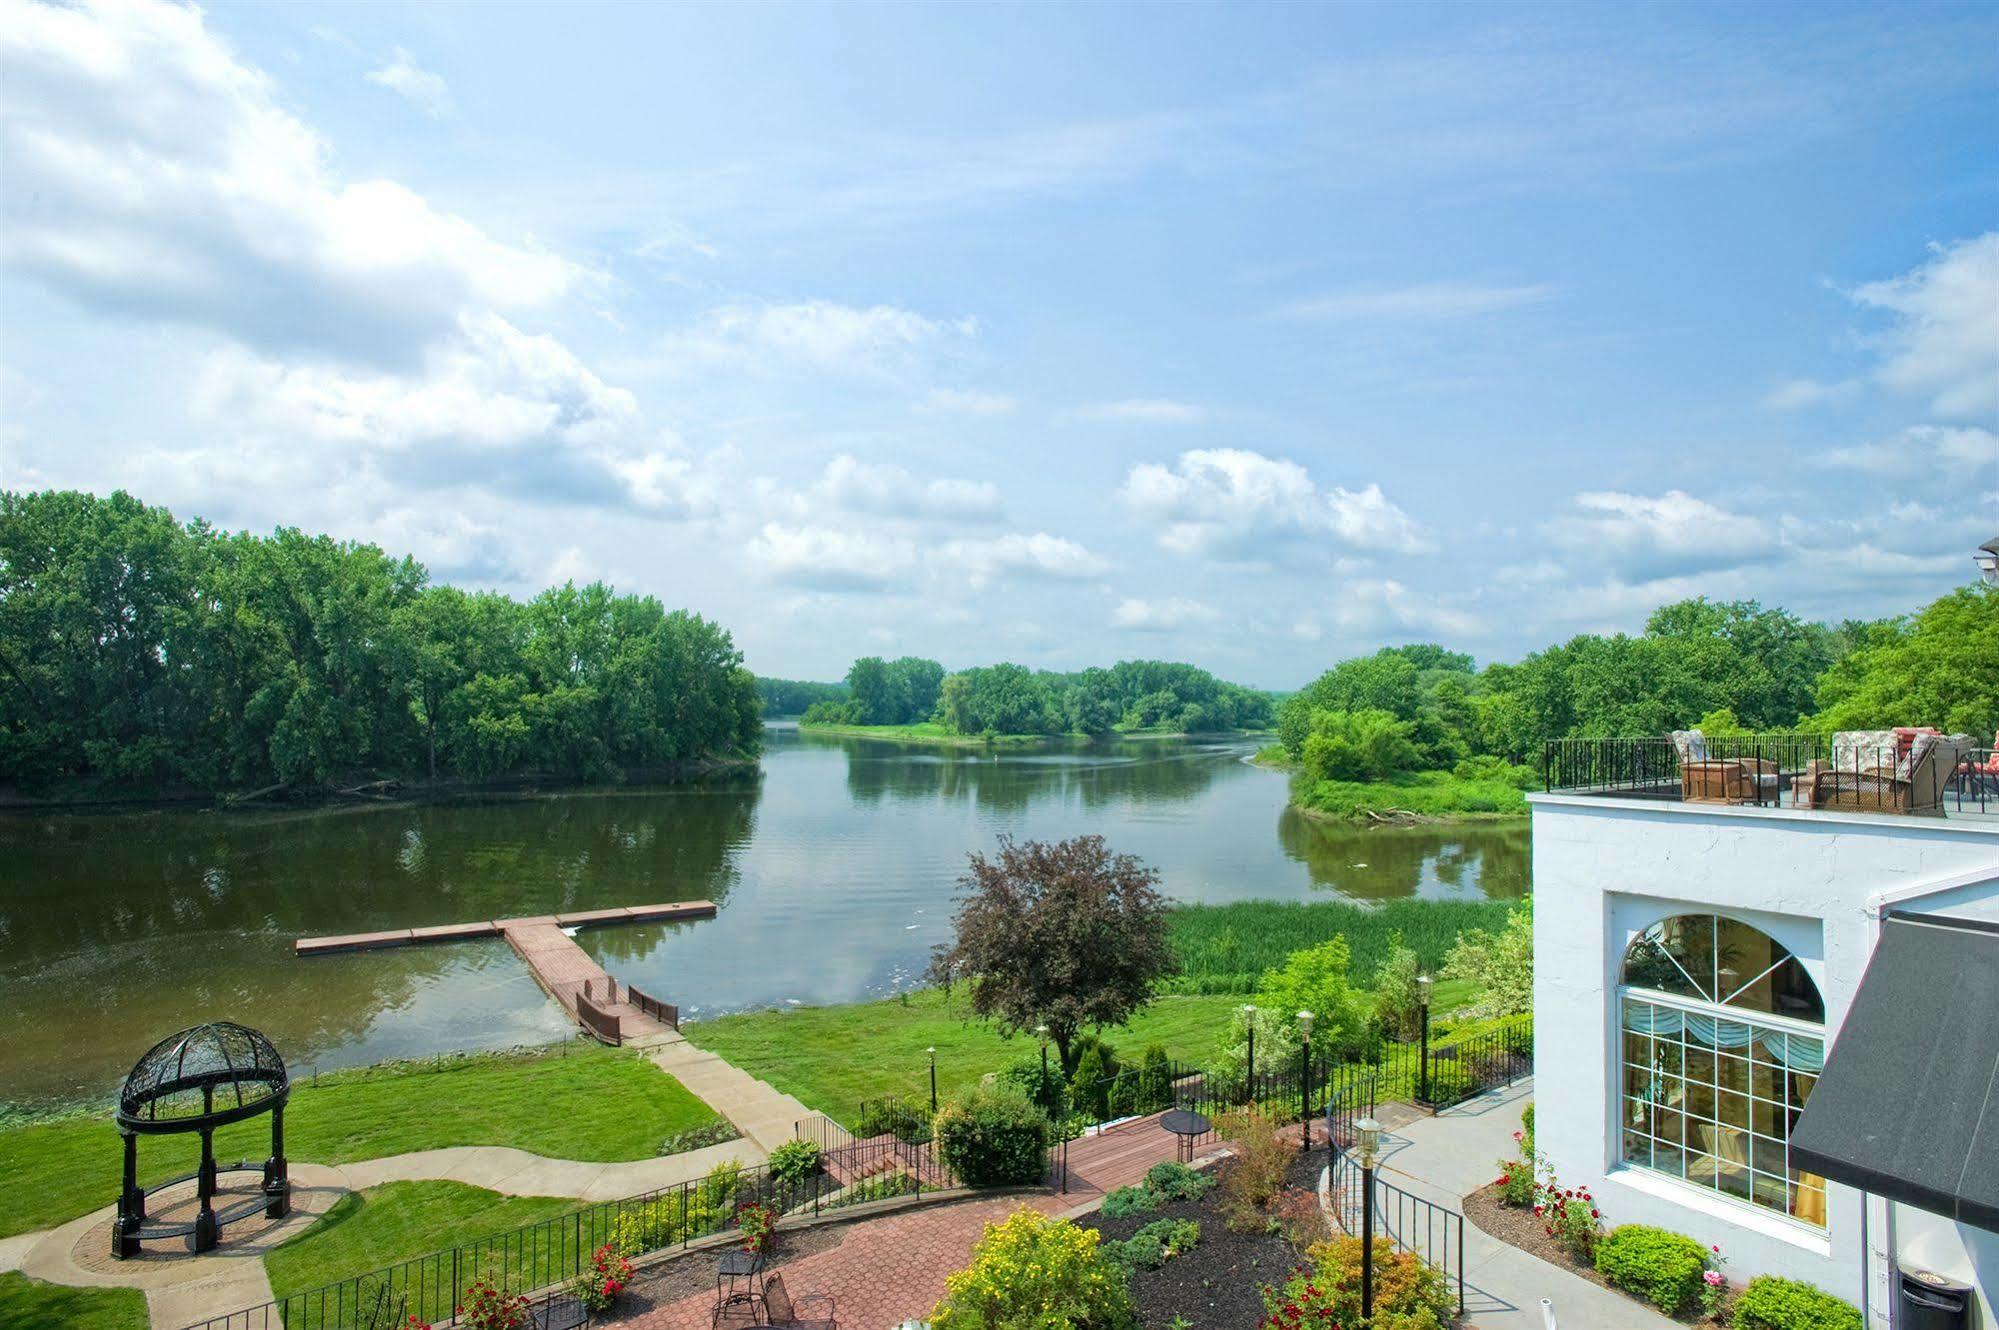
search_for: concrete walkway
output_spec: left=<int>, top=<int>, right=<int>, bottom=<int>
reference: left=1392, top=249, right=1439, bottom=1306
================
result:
left=1375, top=1076, right=1678, bottom=1330
left=647, top=1034, right=814, bottom=1155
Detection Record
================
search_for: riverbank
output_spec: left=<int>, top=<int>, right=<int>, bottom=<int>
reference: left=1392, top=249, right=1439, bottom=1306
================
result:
left=799, top=721, right=1274, bottom=748
left=0, top=756, right=761, bottom=814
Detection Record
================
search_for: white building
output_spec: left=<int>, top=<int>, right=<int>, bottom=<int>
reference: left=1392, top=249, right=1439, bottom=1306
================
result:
left=1531, top=735, right=1999, bottom=1327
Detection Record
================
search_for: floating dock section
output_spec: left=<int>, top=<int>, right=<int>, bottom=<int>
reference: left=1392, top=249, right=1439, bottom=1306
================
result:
left=293, top=901, right=717, bottom=956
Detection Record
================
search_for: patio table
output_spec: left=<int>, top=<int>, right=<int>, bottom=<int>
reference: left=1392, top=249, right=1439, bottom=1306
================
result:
left=1160, top=1108, right=1210, bottom=1163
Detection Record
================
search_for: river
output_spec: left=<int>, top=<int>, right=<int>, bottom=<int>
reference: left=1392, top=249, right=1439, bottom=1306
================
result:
left=0, top=726, right=1527, bottom=1108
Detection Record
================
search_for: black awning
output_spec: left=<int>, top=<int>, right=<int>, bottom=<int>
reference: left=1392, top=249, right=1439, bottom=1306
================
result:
left=1791, top=911, right=1999, bottom=1233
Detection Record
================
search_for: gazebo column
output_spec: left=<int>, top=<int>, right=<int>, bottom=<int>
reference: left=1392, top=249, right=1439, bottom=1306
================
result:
left=191, top=1127, right=218, bottom=1253
left=112, top=1130, right=142, bottom=1259
left=262, top=1103, right=290, bottom=1218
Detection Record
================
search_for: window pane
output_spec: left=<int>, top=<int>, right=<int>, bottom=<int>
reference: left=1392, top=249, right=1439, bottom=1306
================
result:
left=1625, top=916, right=1715, bottom=998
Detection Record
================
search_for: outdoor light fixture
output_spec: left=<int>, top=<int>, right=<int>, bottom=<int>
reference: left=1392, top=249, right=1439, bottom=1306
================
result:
left=1296, top=1009, right=1314, bottom=1040
left=927, top=1046, right=938, bottom=1114
left=1035, top=1024, right=1050, bottom=1090
left=1978, top=536, right=1999, bottom=586
left=1243, top=1004, right=1258, bottom=1088
left=1417, top=975, right=1434, bottom=1103
left=1416, top=974, right=1433, bottom=1009
left=1355, top=1115, right=1383, bottom=1318
left=1297, top=1011, right=1314, bottom=1149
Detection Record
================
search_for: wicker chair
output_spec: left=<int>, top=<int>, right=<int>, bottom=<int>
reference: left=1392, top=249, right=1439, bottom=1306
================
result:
left=1800, top=729, right=1971, bottom=815
left=1671, top=730, right=1780, bottom=805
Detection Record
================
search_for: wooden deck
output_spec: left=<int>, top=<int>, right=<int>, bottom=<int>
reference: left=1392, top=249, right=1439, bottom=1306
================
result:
left=498, top=918, right=678, bottom=1045
left=293, top=901, right=717, bottom=956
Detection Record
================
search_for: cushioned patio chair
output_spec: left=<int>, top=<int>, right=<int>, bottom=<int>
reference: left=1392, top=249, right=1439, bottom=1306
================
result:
left=1800, top=729, right=1971, bottom=815
left=763, top=1273, right=837, bottom=1330
left=1671, top=730, right=1780, bottom=805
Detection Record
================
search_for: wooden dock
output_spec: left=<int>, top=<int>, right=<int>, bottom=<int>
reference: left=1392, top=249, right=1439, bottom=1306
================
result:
left=294, top=901, right=717, bottom=956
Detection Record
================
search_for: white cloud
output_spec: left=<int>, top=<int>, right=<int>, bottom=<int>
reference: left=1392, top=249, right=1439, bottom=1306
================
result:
left=1851, top=232, right=1999, bottom=421
left=365, top=47, right=452, bottom=118
left=1119, top=448, right=1431, bottom=557
left=0, top=0, right=584, bottom=367
left=661, top=300, right=976, bottom=377
left=1110, top=597, right=1219, bottom=631
left=1295, top=579, right=1484, bottom=641
left=1076, top=398, right=1205, bottom=424
left=631, top=222, right=720, bottom=263
left=1276, top=282, right=1557, bottom=322
left=810, top=454, right=1002, bottom=522
left=945, top=532, right=1112, bottom=587
left=914, top=387, right=1016, bottom=416
left=1819, top=425, right=1999, bottom=479
left=748, top=523, right=918, bottom=591
left=1762, top=377, right=1859, bottom=409
left=1548, top=490, right=1780, bottom=582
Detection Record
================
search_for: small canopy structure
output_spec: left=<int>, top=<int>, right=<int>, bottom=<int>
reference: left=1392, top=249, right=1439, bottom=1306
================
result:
left=113, top=1021, right=291, bottom=1257
left=1790, top=912, right=1999, bottom=1233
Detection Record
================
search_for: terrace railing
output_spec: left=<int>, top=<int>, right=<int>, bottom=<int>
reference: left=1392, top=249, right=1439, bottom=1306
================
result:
left=1545, top=732, right=1982, bottom=816
left=1327, top=1147, right=1468, bottom=1316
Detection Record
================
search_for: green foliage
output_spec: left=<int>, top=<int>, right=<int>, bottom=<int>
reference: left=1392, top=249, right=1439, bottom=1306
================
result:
left=1167, top=899, right=1515, bottom=994
left=1291, top=768, right=1529, bottom=819
left=1103, top=1218, right=1199, bottom=1273
left=1266, top=1235, right=1455, bottom=1330
left=1142, top=1161, right=1215, bottom=1202
left=765, top=1139, right=821, bottom=1185
left=1069, top=1042, right=1115, bottom=1119
left=1137, top=1045, right=1174, bottom=1114
left=843, top=656, right=946, bottom=725
left=1373, top=930, right=1426, bottom=1040
left=999, top=1053, right=1070, bottom=1119
left=931, top=1209, right=1137, bottom=1330
left=1211, top=1003, right=1301, bottom=1093
left=1300, top=708, right=1422, bottom=781
left=1594, top=1225, right=1708, bottom=1314
left=1442, top=900, right=1534, bottom=1019
left=1255, top=936, right=1369, bottom=1058
left=799, top=698, right=856, bottom=725
left=1809, top=584, right=1999, bottom=739
left=823, top=657, right=1274, bottom=738
left=821, top=1169, right=921, bottom=1210
left=1730, top=1275, right=1864, bottom=1330
left=1099, top=1185, right=1160, bottom=1219
left=756, top=676, right=848, bottom=717
left=0, top=490, right=763, bottom=794
left=1521, top=1102, right=1535, bottom=1153
left=938, top=663, right=1064, bottom=735
left=933, top=1086, right=1052, bottom=1187
left=853, top=1098, right=932, bottom=1143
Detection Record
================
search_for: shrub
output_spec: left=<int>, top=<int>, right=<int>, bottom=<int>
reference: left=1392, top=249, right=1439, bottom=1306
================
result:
left=1420, top=1060, right=1478, bottom=1106
left=1373, top=930, right=1426, bottom=1040
left=1534, top=1177, right=1601, bottom=1261
left=1107, top=1069, right=1141, bottom=1118
left=457, top=1279, right=530, bottom=1330
left=1136, top=1044, right=1173, bottom=1113
left=1594, top=1225, right=1707, bottom=1313
left=1099, top=1185, right=1159, bottom=1219
left=1068, top=1032, right=1119, bottom=1079
left=570, top=1243, right=631, bottom=1315
left=821, top=1169, right=921, bottom=1211
left=1262, top=1236, right=1453, bottom=1330
left=766, top=1139, right=821, bottom=1185
left=1214, top=1108, right=1297, bottom=1231
left=1520, top=1102, right=1535, bottom=1153
left=931, top=1208, right=1137, bottom=1330
left=1731, top=1275, right=1863, bottom=1330
left=1143, top=1161, right=1214, bottom=1202
left=999, top=1053, right=1069, bottom=1119
left=736, top=1201, right=778, bottom=1256
left=1070, top=1043, right=1115, bottom=1119
left=1256, top=937, right=1369, bottom=1059
left=933, top=1086, right=1051, bottom=1187
left=1270, top=1187, right=1329, bottom=1250
left=1496, top=1155, right=1536, bottom=1207
left=1105, top=1218, right=1199, bottom=1272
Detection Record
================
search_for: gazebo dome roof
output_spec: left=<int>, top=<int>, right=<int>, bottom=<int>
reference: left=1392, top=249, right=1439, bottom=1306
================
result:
left=117, top=1021, right=288, bottom=1131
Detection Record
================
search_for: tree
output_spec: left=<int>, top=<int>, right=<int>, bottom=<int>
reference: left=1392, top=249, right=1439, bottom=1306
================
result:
left=1300, top=709, right=1421, bottom=782
left=1255, top=937, right=1368, bottom=1058
left=1807, top=585, right=1999, bottom=739
left=930, top=835, right=1178, bottom=1070
left=1372, top=931, right=1426, bottom=1041
left=1441, top=900, right=1533, bottom=1020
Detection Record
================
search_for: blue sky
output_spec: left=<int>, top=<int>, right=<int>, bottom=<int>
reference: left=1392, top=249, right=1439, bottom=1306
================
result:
left=2, top=0, right=1994, bottom=686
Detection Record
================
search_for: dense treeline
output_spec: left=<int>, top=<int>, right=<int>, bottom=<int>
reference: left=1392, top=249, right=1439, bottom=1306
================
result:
left=0, top=490, right=763, bottom=796
left=1275, top=590, right=1999, bottom=790
left=756, top=677, right=848, bottom=717
left=804, top=656, right=1276, bottom=736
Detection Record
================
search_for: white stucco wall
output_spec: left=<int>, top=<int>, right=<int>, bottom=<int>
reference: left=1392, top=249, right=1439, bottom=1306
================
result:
left=1529, top=794, right=1999, bottom=1320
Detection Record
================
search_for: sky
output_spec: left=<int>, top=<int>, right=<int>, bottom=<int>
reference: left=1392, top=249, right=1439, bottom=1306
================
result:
left=1, top=0, right=1995, bottom=688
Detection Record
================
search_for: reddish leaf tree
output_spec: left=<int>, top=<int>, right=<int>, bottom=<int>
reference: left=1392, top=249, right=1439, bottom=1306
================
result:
left=930, top=835, right=1178, bottom=1071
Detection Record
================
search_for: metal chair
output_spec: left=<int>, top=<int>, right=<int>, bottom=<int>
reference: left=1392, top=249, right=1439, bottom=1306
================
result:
left=763, top=1273, right=838, bottom=1330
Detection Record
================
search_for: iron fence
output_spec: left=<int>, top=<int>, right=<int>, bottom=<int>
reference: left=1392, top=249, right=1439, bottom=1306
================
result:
left=1327, top=1149, right=1468, bottom=1315
left=174, top=1133, right=968, bottom=1330
left=1373, top=1015, right=1534, bottom=1109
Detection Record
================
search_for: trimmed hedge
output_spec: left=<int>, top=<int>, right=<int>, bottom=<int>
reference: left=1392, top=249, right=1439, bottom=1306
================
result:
left=933, top=1086, right=1051, bottom=1187
left=1594, top=1224, right=1707, bottom=1313
left=1731, top=1275, right=1863, bottom=1330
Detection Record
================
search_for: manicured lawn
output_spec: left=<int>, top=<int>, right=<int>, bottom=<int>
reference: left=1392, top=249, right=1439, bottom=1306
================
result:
left=0, top=1043, right=721, bottom=1239
left=690, top=988, right=1245, bottom=1126
left=0, top=1272, right=149, bottom=1330
left=265, top=1181, right=579, bottom=1302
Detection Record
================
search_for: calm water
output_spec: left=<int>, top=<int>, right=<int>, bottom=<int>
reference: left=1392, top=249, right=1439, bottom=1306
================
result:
left=0, top=727, right=1526, bottom=1107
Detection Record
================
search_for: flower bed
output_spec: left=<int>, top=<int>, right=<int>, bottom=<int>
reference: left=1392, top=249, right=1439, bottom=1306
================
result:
left=1465, top=1183, right=1726, bottom=1324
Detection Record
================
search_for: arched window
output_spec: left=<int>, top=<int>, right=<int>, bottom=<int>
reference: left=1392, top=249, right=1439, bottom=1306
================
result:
left=1618, top=914, right=1828, bottom=1228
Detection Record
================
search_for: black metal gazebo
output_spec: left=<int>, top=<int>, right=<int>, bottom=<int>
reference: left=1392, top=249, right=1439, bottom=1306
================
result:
left=112, top=1022, right=290, bottom=1257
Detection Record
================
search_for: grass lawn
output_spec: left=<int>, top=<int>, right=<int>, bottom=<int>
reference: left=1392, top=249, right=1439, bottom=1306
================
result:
left=690, top=988, right=1245, bottom=1126
left=0, top=1043, right=721, bottom=1240
left=0, top=1273, right=148, bottom=1330
left=265, top=1181, right=578, bottom=1302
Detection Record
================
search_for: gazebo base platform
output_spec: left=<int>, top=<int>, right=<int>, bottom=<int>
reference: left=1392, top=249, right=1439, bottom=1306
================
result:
left=109, top=1168, right=290, bottom=1259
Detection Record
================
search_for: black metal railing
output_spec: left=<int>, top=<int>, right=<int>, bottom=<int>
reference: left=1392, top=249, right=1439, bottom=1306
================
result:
left=1545, top=732, right=1982, bottom=816
left=175, top=1133, right=973, bottom=1330
left=1324, top=1069, right=1378, bottom=1152
left=1327, top=1148, right=1467, bottom=1315
left=1373, top=1015, right=1534, bottom=1109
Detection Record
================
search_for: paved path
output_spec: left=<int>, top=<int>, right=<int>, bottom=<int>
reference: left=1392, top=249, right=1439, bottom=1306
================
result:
left=1374, top=1077, right=1678, bottom=1330
left=646, top=1035, right=814, bottom=1155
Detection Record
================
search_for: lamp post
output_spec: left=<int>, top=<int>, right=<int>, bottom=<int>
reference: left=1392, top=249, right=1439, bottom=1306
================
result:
left=927, top=1046, right=938, bottom=1115
left=1296, top=1010, right=1314, bottom=1150
left=1977, top=536, right=1999, bottom=586
left=1242, top=1004, right=1257, bottom=1092
left=1355, top=1115, right=1382, bottom=1320
left=1416, top=974, right=1433, bottom=1104
left=1035, top=1024, right=1050, bottom=1104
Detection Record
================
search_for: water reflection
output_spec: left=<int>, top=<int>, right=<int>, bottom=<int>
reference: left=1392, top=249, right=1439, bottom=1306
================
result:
left=0, top=729, right=1528, bottom=1108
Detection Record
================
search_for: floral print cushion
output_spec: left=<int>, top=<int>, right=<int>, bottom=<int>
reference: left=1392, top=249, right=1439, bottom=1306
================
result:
left=1830, top=730, right=1896, bottom=772
left=1670, top=730, right=1709, bottom=763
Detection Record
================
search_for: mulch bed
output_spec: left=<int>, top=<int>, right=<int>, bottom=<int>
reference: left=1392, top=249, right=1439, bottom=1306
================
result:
left=600, top=1225, right=845, bottom=1323
left=1462, top=1183, right=1723, bottom=1326
left=1081, top=1150, right=1325, bottom=1330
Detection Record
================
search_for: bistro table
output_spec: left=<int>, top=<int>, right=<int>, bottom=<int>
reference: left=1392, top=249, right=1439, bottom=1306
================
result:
left=1160, top=1108, right=1210, bottom=1163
